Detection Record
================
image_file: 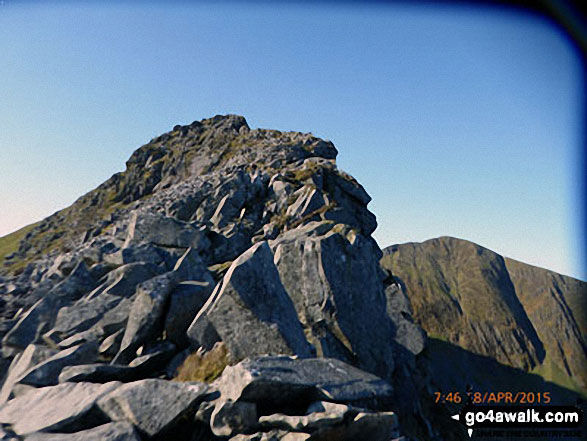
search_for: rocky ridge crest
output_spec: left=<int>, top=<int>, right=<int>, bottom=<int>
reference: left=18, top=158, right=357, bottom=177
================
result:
left=0, top=116, right=444, bottom=441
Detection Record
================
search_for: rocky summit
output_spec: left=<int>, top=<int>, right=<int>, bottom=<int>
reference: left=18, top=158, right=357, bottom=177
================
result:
left=0, top=116, right=446, bottom=440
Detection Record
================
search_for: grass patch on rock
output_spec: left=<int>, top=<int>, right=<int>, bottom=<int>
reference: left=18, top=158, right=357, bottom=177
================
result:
left=174, top=342, right=229, bottom=383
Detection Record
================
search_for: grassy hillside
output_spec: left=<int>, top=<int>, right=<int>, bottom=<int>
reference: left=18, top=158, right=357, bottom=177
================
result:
left=382, top=236, right=586, bottom=396
left=0, top=223, right=39, bottom=270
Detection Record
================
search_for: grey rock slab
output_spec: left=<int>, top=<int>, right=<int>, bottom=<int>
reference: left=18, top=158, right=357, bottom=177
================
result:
left=94, top=298, right=133, bottom=336
left=18, top=342, right=98, bottom=386
left=216, top=356, right=394, bottom=411
left=231, top=432, right=310, bottom=441
left=89, top=262, right=163, bottom=299
left=124, top=208, right=210, bottom=250
left=0, top=381, right=120, bottom=435
left=321, top=202, right=377, bottom=236
left=172, top=247, right=212, bottom=282
left=43, top=254, right=78, bottom=281
left=258, top=401, right=348, bottom=432
left=385, top=284, right=426, bottom=356
left=0, top=344, right=57, bottom=404
left=332, top=171, right=371, bottom=206
left=211, top=189, right=247, bottom=228
left=97, top=379, right=209, bottom=438
left=63, top=343, right=177, bottom=383
left=269, top=179, right=293, bottom=212
left=186, top=310, right=221, bottom=351
left=286, top=186, right=325, bottom=219
left=23, top=422, right=141, bottom=441
left=165, top=280, right=214, bottom=347
left=120, top=243, right=166, bottom=266
left=59, top=363, right=137, bottom=383
left=52, top=298, right=130, bottom=354
left=10, top=383, right=36, bottom=398
left=57, top=328, right=103, bottom=350
left=309, top=411, right=398, bottom=441
left=45, top=261, right=96, bottom=303
left=207, top=228, right=253, bottom=271
left=2, top=297, right=63, bottom=350
left=113, top=272, right=178, bottom=364
left=47, top=294, right=123, bottom=342
left=210, top=399, right=257, bottom=437
left=190, top=241, right=313, bottom=362
left=271, top=227, right=396, bottom=380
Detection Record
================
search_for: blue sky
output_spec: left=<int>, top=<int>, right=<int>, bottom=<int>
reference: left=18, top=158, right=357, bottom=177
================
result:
left=0, top=1, right=584, bottom=279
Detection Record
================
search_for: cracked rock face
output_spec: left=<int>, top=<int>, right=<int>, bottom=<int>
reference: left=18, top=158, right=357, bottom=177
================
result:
left=0, top=115, right=445, bottom=441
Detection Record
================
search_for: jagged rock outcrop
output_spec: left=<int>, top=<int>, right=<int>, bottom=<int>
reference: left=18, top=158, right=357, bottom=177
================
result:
left=382, top=236, right=587, bottom=394
left=0, top=115, right=455, bottom=440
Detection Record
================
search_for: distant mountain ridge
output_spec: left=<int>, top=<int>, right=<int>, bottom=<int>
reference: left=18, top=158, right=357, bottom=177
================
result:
left=381, top=236, right=586, bottom=395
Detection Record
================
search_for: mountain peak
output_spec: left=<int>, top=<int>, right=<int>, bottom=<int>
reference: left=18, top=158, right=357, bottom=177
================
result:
left=382, top=237, right=587, bottom=394
left=166, top=114, right=250, bottom=140
left=0, top=116, right=435, bottom=440
left=0, top=116, right=340, bottom=276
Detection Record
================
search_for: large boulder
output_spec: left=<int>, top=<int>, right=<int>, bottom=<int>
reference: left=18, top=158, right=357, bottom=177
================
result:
left=210, top=190, right=247, bottom=228
left=285, top=186, right=326, bottom=220
left=190, top=222, right=399, bottom=382
left=216, top=356, right=394, bottom=412
left=48, top=262, right=96, bottom=301
left=113, top=272, right=178, bottom=364
left=55, top=298, right=133, bottom=351
left=270, top=223, right=396, bottom=378
left=189, top=242, right=314, bottom=361
left=384, top=283, right=426, bottom=357
left=87, top=262, right=163, bottom=299
left=124, top=208, right=210, bottom=251
left=44, top=294, right=123, bottom=343
left=165, top=280, right=214, bottom=347
left=172, top=247, right=213, bottom=282
left=93, top=298, right=133, bottom=336
left=97, top=379, right=209, bottom=438
left=17, top=342, right=98, bottom=386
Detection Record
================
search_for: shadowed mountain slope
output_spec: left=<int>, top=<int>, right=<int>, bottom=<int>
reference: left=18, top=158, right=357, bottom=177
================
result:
left=382, top=236, right=586, bottom=394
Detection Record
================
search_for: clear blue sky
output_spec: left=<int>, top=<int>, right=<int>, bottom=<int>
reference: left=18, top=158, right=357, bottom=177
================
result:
left=0, top=1, right=584, bottom=279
